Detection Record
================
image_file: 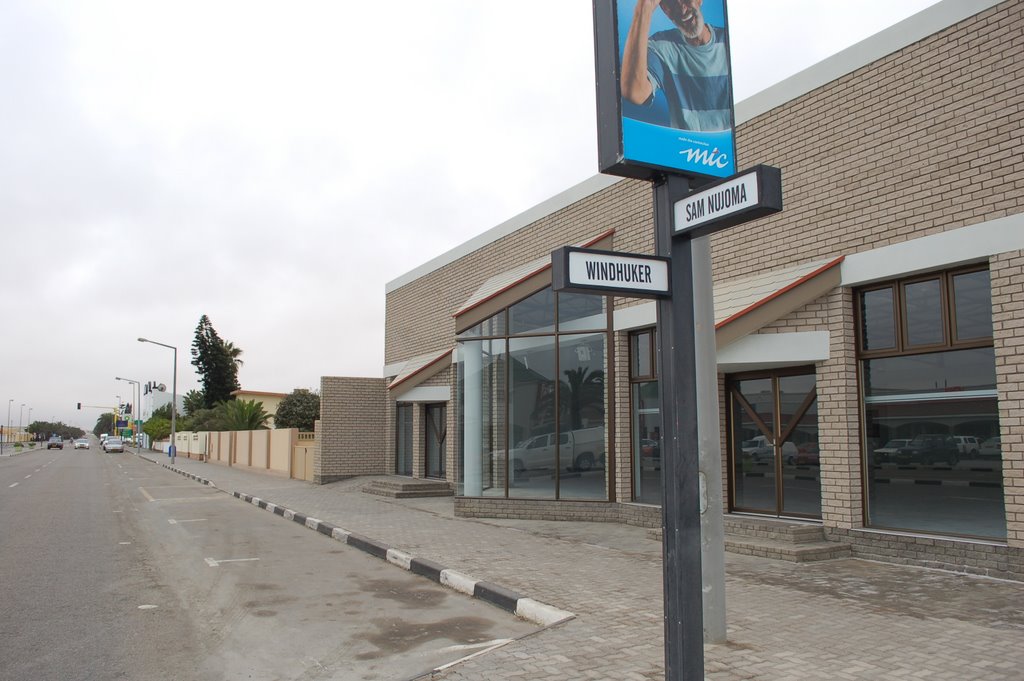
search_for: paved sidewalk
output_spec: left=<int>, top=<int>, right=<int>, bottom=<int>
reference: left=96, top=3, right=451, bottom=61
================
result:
left=140, top=452, right=1024, bottom=680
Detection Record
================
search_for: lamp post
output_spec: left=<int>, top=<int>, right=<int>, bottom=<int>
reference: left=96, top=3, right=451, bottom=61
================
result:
left=27, top=408, right=32, bottom=440
left=138, top=337, right=177, bottom=465
left=4, top=398, right=11, bottom=451
left=115, top=377, right=141, bottom=447
left=19, top=403, right=25, bottom=442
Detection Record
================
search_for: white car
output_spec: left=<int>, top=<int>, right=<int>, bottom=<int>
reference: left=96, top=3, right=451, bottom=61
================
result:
left=953, top=436, right=980, bottom=456
left=73, top=438, right=90, bottom=450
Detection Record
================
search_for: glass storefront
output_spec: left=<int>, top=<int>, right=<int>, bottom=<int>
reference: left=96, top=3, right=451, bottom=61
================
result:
left=630, top=330, right=662, bottom=505
left=859, top=267, right=1005, bottom=539
left=396, top=404, right=413, bottom=476
left=457, top=287, right=609, bottom=500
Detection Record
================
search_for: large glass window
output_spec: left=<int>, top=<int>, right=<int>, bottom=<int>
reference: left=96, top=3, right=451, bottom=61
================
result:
left=396, top=404, right=413, bottom=476
left=858, top=266, right=1004, bottom=539
left=457, top=287, right=609, bottom=500
left=630, top=330, right=662, bottom=504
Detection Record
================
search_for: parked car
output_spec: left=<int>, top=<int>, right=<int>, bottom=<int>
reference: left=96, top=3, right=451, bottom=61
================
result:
left=788, top=442, right=820, bottom=466
left=872, top=438, right=912, bottom=464
left=73, top=438, right=90, bottom=450
left=896, top=434, right=959, bottom=466
left=979, top=436, right=1001, bottom=458
left=640, top=438, right=661, bottom=470
left=953, top=435, right=980, bottom=457
left=47, top=436, right=64, bottom=450
left=103, top=437, right=124, bottom=453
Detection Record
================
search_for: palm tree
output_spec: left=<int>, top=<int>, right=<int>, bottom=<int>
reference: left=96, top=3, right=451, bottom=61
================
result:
left=223, top=341, right=244, bottom=368
left=216, top=399, right=269, bottom=431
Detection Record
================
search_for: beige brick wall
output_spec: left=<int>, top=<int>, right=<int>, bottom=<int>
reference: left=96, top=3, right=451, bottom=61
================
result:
left=375, top=0, right=1024, bottom=543
left=318, top=376, right=387, bottom=483
left=992, top=250, right=1024, bottom=547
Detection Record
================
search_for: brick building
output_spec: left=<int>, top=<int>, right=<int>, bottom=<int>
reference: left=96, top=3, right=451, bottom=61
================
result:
left=320, top=0, right=1024, bottom=579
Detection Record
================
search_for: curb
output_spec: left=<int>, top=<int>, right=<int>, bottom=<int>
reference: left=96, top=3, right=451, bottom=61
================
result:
left=149, top=456, right=575, bottom=628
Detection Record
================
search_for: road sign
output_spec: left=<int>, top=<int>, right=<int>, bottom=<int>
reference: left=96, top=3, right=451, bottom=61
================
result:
left=673, top=165, right=782, bottom=239
left=551, top=246, right=671, bottom=298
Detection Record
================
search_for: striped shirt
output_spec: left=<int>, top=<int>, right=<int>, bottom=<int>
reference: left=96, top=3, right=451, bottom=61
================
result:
left=644, top=24, right=732, bottom=131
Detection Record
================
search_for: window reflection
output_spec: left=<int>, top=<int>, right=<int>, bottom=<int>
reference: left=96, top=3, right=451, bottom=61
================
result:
left=903, top=279, right=944, bottom=346
left=861, top=287, right=896, bottom=351
left=953, top=270, right=993, bottom=341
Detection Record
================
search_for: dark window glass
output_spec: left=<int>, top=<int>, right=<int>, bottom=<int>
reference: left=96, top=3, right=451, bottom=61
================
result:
left=632, top=381, right=661, bottom=505
left=507, top=336, right=557, bottom=499
left=557, top=292, right=605, bottom=332
left=862, top=348, right=997, bottom=398
left=558, top=333, right=607, bottom=500
left=509, top=287, right=555, bottom=335
left=457, top=311, right=506, bottom=339
left=865, top=395, right=1004, bottom=539
left=631, top=331, right=652, bottom=378
left=860, top=288, right=896, bottom=351
left=903, top=279, right=944, bottom=346
left=953, top=270, right=993, bottom=341
left=396, top=404, right=413, bottom=476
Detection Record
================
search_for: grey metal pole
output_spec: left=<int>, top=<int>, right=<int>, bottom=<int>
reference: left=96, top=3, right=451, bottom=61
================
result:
left=691, top=235, right=728, bottom=644
left=654, top=175, right=704, bottom=680
left=138, top=337, right=177, bottom=465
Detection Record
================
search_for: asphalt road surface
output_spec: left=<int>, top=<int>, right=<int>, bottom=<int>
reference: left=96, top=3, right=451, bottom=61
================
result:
left=0, top=443, right=536, bottom=680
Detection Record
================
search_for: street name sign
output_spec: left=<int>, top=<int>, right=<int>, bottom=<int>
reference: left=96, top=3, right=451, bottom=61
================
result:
left=551, top=246, right=671, bottom=298
left=674, top=165, right=782, bottom=239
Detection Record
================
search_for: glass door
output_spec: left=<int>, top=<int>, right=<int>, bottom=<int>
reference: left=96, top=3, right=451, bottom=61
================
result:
left=728, top=369, right=820, bottom=519
left=396, top=404, right=413, bottom=476
left=425, top=403, right=446, bottom=479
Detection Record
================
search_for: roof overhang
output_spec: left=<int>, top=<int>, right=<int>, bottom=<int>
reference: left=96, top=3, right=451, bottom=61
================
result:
left=453, top=229, right=615, bottom=334
left=388, top=349, right=454, bottom=397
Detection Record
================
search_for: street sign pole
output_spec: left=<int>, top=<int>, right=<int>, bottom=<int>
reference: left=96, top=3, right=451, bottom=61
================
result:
left=654, top=174, right=705, bottom=680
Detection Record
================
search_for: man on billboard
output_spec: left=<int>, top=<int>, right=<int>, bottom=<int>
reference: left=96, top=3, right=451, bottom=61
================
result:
left=620, top=0, right=732, bottom=132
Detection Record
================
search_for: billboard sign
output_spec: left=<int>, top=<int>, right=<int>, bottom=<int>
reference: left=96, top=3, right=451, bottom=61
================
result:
left=593, top=0, right=736, bottom=182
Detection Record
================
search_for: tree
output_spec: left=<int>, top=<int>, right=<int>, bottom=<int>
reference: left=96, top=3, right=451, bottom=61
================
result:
left=190, top=315, right=241, bottom=408
left=93, top=413, right=115, bottom=437
left=216, top=399, right=270, bottom=431
left=274, top=389, right=320, bottom=432
left=29, top=421, right=84, bottom=441
left=223, top=341, right=244, bottom=367
left=143, top=417, right=171, bottom=443
left=182, top=389, right=206, bottom=417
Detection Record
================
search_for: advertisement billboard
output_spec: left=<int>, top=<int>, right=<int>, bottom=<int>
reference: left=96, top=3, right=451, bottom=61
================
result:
left=593, top=0, right=736, bottom=182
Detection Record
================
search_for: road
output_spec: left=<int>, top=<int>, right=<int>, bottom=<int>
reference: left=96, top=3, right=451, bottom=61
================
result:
left=0, top=443, right=536, bottom=680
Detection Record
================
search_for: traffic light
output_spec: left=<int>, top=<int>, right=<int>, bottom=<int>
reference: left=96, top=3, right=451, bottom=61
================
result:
left=77, top=402, right=81, bottom=410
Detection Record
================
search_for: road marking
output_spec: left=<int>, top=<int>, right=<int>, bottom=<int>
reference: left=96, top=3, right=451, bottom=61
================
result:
left=168, top=518, right=207, bottom=524
left=205, top=557, right=260, bottom=567
left=8, top=483, right=17, bottom=488
left=138, top=604, right=158, bottom=610
left=138, top=487, right=155, bottom=502
left=24, top=475, right=31, bottom=479
left=119, top=542, right=131, bottom=545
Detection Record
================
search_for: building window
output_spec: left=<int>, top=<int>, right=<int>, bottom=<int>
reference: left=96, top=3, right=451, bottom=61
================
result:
left=630, top=329, right=661, bottom=505
left=858, top=267, right=1004, bottom=539
left=396, top=404, right=413, bottom=476
left=457, top=287, right=609, bottom=500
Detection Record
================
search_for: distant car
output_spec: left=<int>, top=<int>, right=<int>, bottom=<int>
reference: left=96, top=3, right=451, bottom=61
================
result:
left=953, top=435, right=980, bottom=457
left=979, top=437, right=1001, bottom=458
left=872, top=438, right=912, bottom=464
left=103, top=437, right=124, bottom=453
left=896, top=434, right=959, bottom=466
left=47, top=436, right=64, bottom=450
left=73, top=438, right=90, bottom=450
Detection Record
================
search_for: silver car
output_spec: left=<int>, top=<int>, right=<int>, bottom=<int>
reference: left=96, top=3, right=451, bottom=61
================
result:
left=103, top=437, right=124, bottom=453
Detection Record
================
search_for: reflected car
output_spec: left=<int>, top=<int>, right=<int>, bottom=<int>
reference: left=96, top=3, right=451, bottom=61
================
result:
left=979, top=437, right=1001, bottom=458
left=953, top=435, right=980, bottom=457
left=47, top=436, right=64, bottom=450
left=73, top=438, right=90, bottom=450
left=640, top=438, right=661, bottom=470
left=896, top=434, right=959, bottom=465
left=788, top=442, right=820, bottom=466
left=872, top=438, right=911, bottom=464
left=103, top=437, right=124, bottom=453
left=741, top=436, right=773, bottom=463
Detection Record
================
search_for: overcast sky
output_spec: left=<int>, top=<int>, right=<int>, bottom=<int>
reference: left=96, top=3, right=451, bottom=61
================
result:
left=2, top=0, right=941, bottom=431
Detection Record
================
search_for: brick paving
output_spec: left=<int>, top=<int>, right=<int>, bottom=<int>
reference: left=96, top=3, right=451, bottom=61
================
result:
left=143, top=453, right=1024, bottom=680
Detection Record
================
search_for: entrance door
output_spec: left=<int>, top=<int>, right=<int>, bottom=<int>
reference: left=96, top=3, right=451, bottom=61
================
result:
left=425, top=403, right=446, bottom=479
left=396, top=404, right=413, bottom=476
left=728, top=369, right=820, bottom=518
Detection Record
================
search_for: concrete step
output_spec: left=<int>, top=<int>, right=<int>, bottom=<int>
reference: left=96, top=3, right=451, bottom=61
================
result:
left=724, top=535, right=852, bottom=563
left=723, top=515, right=826, bottom=544
left=362, top=477, right=454, bottom=498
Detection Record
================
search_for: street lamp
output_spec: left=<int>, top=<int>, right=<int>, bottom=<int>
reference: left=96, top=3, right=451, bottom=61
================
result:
left=4, top=398, right=11, bottom=451
left=19, top=403, right=25, bottom=439
left=115, top=377, right=141, bottom=447
left=138, top=337, right=177, bottom=465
